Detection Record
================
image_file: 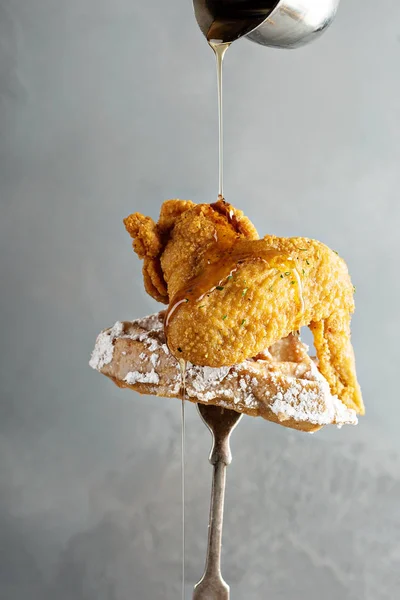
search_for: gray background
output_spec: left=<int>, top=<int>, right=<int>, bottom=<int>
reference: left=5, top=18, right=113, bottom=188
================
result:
left=1, top=0, right=399, bottom=598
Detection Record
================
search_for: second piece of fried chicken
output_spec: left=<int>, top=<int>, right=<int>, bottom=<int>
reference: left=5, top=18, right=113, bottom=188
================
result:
left=124, top=199, right=364, bottom=415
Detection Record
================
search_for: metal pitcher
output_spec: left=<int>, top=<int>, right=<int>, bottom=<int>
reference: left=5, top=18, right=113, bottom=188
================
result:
left=193, top=0, right=341, bottom=49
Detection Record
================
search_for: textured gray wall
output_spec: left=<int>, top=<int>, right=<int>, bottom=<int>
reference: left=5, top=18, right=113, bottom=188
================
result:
left=1, top=0, right=400, bottom=598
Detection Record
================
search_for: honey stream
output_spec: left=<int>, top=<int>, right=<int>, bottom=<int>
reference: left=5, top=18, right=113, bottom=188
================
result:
left=178, top=359, right=186, bottom=600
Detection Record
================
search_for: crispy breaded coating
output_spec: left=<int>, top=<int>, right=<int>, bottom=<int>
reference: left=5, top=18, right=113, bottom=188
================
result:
left=125, top=199, right=364, bottom=415
left=124, top=200, right=197, bottom=304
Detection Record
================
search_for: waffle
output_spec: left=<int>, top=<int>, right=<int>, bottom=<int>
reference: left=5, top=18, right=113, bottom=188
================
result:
left=90, top=312, right=357, bottom=433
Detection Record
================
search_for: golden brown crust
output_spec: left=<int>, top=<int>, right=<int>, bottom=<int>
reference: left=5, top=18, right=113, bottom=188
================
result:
left=124, top=213, right=162, bottom=259
left=142, top=259, right=168, bottom=304
left=124, top=200, right=197, bottom=304
left=210, top=198, right=259, bottom=239
left=157, top=199, right=196, bottom=234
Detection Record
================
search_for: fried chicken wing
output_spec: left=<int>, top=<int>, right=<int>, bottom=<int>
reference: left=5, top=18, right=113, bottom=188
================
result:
left=125, top=199, right=364, bottom=415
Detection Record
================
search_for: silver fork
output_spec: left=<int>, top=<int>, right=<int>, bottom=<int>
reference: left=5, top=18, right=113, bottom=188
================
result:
left=193, top=404, right=243, bottom=600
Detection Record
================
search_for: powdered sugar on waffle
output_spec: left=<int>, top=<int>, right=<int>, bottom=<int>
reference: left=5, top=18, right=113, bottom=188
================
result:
left=269, top=361, right=357, bottom=426
left=91, top=312, right=357, bottom=428
left=90, top=314, right=167, bottom=373
left=125, top=370, right=160, bottom=385
left=89, top=321, right=124, bottom=371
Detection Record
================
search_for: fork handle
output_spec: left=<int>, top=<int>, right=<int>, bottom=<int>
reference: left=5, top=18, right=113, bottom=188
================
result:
left=193, top=449, right=230, bottom=598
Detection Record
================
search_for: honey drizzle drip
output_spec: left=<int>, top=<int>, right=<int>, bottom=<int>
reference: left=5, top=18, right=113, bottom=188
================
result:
left=165, top=248, right=306, bottom=339
left=178, top=359, right=186, bottom=600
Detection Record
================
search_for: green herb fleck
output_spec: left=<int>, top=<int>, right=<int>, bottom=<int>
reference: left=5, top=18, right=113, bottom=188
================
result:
left=297, top=248, right=308, bottom=251
left=280, top=274, right=284, bottom=279
left=216, top=286, right=224, bottom=291
left=333, top=250, right=339, bottom=255
left=291, top=281, right=295, bottom=285
left=302, top=269, right=306, bottom=275
left=227, top=275, right=233, bottom=280
left=177, top=347, right=182, bottom=353
left=241, top=319, right=246, bottom=327
left=198, top=305, right=205, bottom=309
left=284, top=272, right=290, bottom=276
left=269, top=285, right=274, bottom=292
left=306, top=259, right=310, bottom=265
left=242, top=288, right=248, bottom=296
left=353, top=285, right=357, bottom=293
left=222, top=315, right=227, bottom=320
